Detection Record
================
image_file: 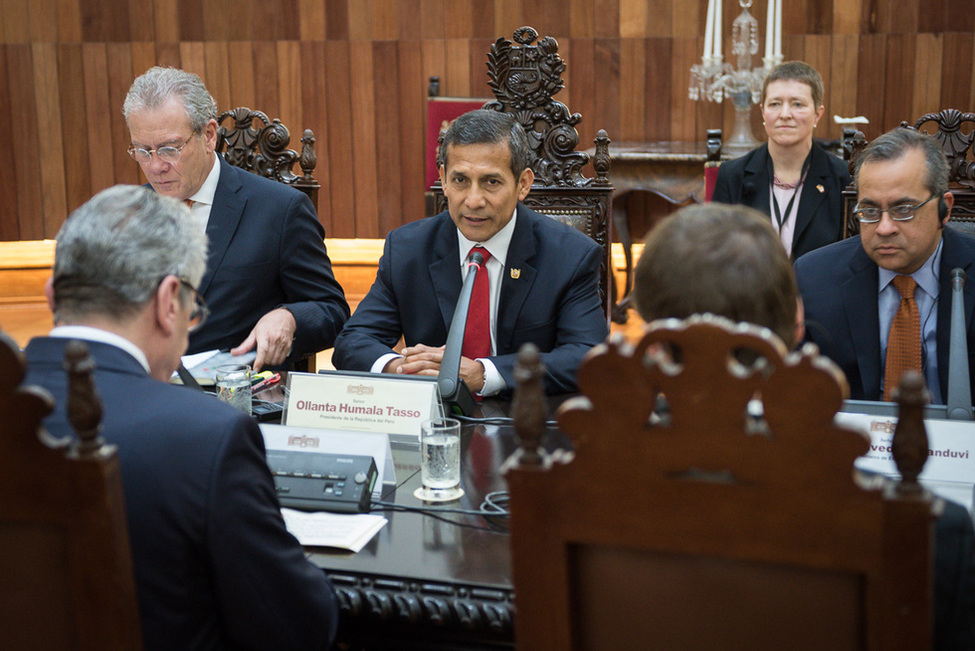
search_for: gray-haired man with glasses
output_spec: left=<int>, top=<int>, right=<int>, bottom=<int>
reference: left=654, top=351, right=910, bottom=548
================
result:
left=123, top=66, right=349, bottom=372
left=23, top=185, right=339, bottom=650
left=795, top=127, right=975, bottom=405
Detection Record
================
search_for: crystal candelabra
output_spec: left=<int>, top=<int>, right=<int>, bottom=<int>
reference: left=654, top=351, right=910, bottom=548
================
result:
left=689, top=0, right=783, bottom=156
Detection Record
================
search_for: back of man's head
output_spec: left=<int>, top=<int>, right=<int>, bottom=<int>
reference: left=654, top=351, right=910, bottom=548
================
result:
left=52, top=185, right=207, bottom=326
left=855, top=127, right=949, bottom=200
left=122, top=66, right=217, bottom=133
left=439, top=109, right=533, bottom=179
left=633, top=203, right=798, bottom=346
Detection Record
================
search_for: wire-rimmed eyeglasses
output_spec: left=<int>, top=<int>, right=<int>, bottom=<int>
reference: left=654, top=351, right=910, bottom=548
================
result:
left=127, top=130, right=200, bottom=165
left=854, top=195, right=937, bottom=224
left=174, top=276, right=209, bottom=332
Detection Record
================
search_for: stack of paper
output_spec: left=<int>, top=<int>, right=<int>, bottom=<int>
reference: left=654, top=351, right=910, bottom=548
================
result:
left=281, top=508, right=388, bottom=553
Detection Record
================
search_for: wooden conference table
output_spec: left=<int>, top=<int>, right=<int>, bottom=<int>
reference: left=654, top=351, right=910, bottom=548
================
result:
left=302, top=398, right=571, bottom=650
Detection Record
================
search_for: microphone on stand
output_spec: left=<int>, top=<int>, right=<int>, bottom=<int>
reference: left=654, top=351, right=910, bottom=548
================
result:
left=946, top=268, right=972, bottom=420
left=437, top=251, right=484, bottom=416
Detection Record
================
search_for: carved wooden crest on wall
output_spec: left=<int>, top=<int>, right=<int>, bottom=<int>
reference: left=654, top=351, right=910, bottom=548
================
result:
left=484, top=26, right=598, bottom=187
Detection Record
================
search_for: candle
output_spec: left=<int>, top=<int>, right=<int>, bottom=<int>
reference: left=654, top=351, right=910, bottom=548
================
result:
left=713, top=0, right=722, bottom=59
left=765, top=0, right=774, bottom=60
left=704, top=0, right=715, bottom=60
left=774, top=0, right=782, bottom=57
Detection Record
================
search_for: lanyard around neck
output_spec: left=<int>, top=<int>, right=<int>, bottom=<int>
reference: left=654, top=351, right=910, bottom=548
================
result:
left=768, top=150, right=812, bottom=229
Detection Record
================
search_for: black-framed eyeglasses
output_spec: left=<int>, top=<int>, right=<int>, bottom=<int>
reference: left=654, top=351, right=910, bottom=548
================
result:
left=854, top=195, right=937, bottom=224
left=128, top=130, right=200, bottom=164
left=174, top=276, right=209, bottom=332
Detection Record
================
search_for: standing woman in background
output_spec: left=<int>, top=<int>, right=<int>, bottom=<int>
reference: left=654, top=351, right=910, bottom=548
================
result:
left=711, top=61, right=851, bottom=260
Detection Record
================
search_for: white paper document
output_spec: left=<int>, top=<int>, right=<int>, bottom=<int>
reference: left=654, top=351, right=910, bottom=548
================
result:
left=281, top=508, right=387, bottom=553
left=172, top=349, right=258, bottom=385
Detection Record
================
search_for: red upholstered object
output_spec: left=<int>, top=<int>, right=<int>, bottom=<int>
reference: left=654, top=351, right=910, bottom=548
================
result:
left=704, top=164, right=721, bottom=202
left=425, top=98, right=489, bottom=189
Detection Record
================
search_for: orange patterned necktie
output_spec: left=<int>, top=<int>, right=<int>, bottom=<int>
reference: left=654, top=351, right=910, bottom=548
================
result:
left=883, top=275, right=922, bottom=401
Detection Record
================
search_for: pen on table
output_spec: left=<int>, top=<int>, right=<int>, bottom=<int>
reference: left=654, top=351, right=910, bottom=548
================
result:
left=252, top=373, right=281, bottom=392
left=250, top=370, right=274, bottom=386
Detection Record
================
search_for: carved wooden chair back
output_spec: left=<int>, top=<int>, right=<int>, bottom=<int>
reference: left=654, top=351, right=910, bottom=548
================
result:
left=0, top=333, right=141, bottom=650
left=215, top=107, right=321, bottom=211
left=703, top=128, right=723, bottom=201
left=506, top=317, right=936, bottom=650
left=432, top=27, right=615, bottom=322
left=843, top=109, right=975, bottom=238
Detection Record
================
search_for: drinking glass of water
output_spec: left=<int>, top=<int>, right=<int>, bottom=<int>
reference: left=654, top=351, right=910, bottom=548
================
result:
left=215, top=364, right=252, bottom=416
left=414, top=418, right=464, bottom=502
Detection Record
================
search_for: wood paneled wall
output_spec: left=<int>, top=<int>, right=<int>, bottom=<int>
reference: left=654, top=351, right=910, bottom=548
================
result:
left=1, top=0, right=974, bottom=242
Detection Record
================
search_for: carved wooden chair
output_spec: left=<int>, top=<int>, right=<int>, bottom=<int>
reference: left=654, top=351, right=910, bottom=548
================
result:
left=843, top=109, right=975, bottom=238
left=0, top=333, right=141, bottom=649
left=703, top=128, right=723, bottom=202
left=215, top=107, right=323, bottom=372
left=215, top=107, right=320, bottom=211
left=507, top=316, right=936, bottom=650
left=432, top=27, right=614, bottom=322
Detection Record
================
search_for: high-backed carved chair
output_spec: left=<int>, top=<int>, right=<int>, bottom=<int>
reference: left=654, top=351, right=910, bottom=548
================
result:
left=432, top=27, right=614, bottom=322
left=507, top=316, right=936, bottom=650
left=215, top=107, right=321, bottom=211
left=843, top=109, right=975, bottom=238
left=0, top=333, right=142, bottom=649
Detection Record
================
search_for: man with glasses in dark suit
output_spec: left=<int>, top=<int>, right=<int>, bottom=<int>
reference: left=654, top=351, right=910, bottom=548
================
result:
left=123, top=66, right=349, bottom=371
left=795, top=127, right=975, bottom=406
left=23, top=185, right=338, bottom=651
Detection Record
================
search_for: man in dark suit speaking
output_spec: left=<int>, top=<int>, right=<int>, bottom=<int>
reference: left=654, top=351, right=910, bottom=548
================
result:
left=123, top=67, right=349, bottom=371
left=795, top=127, right=975, bottom=405
left=24, top=186, right=337, bottom=650
left=333, top=109, right=608, bottom=395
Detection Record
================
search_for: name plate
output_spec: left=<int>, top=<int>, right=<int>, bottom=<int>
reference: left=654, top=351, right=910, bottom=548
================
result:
left=836, top=412, right=975, bottom=485
left=283, top=371, right=440, bottom=437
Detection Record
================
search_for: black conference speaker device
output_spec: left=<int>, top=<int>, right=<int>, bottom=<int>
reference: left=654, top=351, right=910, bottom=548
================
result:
left=437, top=251, right=483, bottom=417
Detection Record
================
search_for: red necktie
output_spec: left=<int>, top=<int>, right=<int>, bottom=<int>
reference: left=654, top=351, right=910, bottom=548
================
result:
left=462, top=246, right=492, bottom=361
left=883, top=275, right=922, bottom=401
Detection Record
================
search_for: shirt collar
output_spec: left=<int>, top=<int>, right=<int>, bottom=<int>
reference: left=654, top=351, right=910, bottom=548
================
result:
left=878, top=235, right=943, bottom=299
left=186, top=153, right=221, bottom=206
left=48, top=325, right=151, bottom=374
left=456, top=207, right=518, bottom=267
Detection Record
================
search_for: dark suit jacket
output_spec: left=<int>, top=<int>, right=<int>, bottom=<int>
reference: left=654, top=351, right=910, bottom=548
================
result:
left=187, top=157, right=350, bottom=361
left=24, top=337, right=338, bottom=651
left=934, top=500, right=975, bottom=651
left=332, top=204, right=609, bottom=394
left=795, top=228, right=975, bottom=404
left=712, top=142, right=851, bottom=260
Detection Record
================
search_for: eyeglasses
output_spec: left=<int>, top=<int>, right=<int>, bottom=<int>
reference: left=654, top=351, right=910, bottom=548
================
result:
left=854, top=195, right=937, bottom=224
left=127, top=130, right=199, bottom=164
left=175, top=277, right=210, bottom=332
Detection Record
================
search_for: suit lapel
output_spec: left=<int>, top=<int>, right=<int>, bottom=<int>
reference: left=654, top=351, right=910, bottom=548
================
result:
left=792, top=146, right=830, bottom=247
left=743, top=146, right=771, bottom=217
left=428, top=215, right=463, bottom=333
left=198, top=157, right=246, bottom=295
left=496, top=206, right=537, bottom=353
left=841, top=245, right=882, bottom=399
left=936, top=229, right=975, bottom=393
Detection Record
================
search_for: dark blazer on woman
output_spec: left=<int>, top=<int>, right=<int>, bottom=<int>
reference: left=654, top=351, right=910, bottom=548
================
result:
left=712, top=142, right=852, bottom=260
